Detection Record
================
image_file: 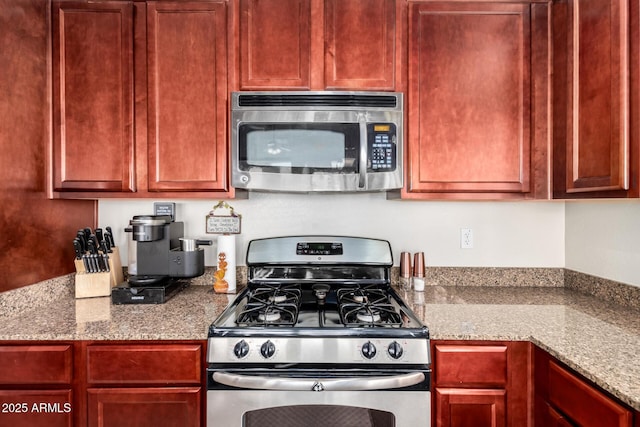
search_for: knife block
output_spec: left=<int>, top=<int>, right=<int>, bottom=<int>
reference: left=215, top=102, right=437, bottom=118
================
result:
left=75, top=272, right=112, bottom=299
left=74, top=248, right=125, bottom=299
left=109, top=247, right=125, bottom=285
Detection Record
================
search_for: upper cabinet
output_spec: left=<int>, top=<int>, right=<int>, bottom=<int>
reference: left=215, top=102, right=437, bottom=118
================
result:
left=236, top=0, right=401, bottom=91
left=552, top=0, right=640, bottom=198
left=51, top=0, right=233, bottom=199
left=51, top=1, right=135, bottom=193
left=146, top=1, right=228, bottom=192
left=403, top=1, right=551, bottom=200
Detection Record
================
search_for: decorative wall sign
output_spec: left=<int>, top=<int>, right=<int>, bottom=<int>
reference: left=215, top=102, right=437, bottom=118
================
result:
left=206, top=201, right=241, bottom=234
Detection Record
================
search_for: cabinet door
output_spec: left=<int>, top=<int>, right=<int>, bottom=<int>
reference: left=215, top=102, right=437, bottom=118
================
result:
left=547, top=361, right=633, bottom=427
left=324, top=0, right=397, bottom=90
left=52, top=1, right=135, bottom=192
left=435, top=388, right=506, bottom=427
left=407, top=2, right=536, bottom=196
left=239, top=0, right=312, bottom=89
left=0, top=390, right=73, bottom=427
left=87, top=387, right=200, bottom=427
left=553, top=0, right=632, bottom=197
left=147, top=1, right=228, bottom=192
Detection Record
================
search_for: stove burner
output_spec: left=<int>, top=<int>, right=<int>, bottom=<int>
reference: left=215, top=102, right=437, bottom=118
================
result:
left=356, top=310, right=381, bottom=323
left=258, top=308, right=282, bottom=323
left=236, top=284, right=301, bottom=327
left=337, top=287, right=403, bottom=327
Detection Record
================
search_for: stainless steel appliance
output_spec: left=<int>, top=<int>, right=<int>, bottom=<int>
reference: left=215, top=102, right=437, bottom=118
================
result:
left=231, top=92, right=403, bottom=192
left=207, top=236, right=431, bottom=427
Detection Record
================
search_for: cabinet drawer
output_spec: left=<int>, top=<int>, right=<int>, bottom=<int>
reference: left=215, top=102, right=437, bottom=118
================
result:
left=0, top=389, right=73, bottom=427
left=0, top=345, right=73, bottom=385
left=435, top=345, right=508, bottom=387
left=548, top=361, right=633, bottom=427
left=87, top=344, right=202, bottom=385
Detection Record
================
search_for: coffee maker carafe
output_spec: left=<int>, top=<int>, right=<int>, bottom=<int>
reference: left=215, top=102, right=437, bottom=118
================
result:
left=125, top=215, right=211, bottom=286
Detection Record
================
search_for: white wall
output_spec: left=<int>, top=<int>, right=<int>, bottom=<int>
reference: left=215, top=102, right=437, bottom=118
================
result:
left=99, top=193, right=565, bottom=269
left=565, top=200, right=640, bottom=287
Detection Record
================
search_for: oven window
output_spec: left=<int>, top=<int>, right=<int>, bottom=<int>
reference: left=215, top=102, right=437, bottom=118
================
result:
left=244, top=405, right=395, bottom=427
left=238, top=123, right=360, bottom=173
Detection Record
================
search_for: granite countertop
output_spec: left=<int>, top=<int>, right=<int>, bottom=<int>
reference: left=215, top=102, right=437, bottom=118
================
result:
left=0, top=275, right=638, bottom=411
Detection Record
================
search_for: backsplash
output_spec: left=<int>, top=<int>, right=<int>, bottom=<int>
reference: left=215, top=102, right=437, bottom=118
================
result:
left=99, top=194, right=565, bottom=269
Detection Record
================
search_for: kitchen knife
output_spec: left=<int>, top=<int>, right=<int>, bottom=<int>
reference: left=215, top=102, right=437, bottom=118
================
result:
left=77, top=230, right=87, bottom=253
left=82, top=254, right=92, bottom=273
left=103, top=237, right=113, bottom=253
left=105, top=226, right=116, bottom=247
left=89, top=234, right=100, bottom=255
left=102, top=253, right=110, bottom=272
left=73, top=238, right=83, bottom=260
left=87, top=240, right=101, bottom=272
left=95, top=228, right=104, bottom=245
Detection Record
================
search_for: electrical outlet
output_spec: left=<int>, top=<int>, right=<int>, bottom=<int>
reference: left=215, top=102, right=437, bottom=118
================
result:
left=460, top=228, right=473, bottom=249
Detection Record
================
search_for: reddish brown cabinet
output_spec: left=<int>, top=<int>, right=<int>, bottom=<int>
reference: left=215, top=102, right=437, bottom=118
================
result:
left=534, top=346, right=634, bottom=427
left=85, top=342, right=205, bottom=427
left=237, top=0, right=400, bottom=90
left=404, top=1, right=550, bottom=199
left=51, top=1, right=232, bottom=199
left=0, top=344, right=75, bottom=427
left=432, top=341, right=531, bottom=427
left=51, top=1, right=135, bottom=193
left=552, top=0, right=640, bottom=198
left=146, top=1, right=229, bottom=192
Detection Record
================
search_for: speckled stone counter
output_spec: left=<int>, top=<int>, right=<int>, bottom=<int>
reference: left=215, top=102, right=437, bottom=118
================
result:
left=397, top=286, right=640, bottom=411
left=0, top=274, right=639, bottom=411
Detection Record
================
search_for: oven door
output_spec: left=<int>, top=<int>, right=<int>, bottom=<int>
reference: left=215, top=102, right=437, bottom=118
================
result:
left=206, top=367, right=431, bottom=427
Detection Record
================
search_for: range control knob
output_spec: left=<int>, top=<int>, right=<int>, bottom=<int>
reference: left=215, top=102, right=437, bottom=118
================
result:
left=388, top=341, right=404, bottom=359
left=361, top=341, right=377, bottom=359
left=233, top=340, right=250, bottom=359
left=260, top=340, right=276, bottom=359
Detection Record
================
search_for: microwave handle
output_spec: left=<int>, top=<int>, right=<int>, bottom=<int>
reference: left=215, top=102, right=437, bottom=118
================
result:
left=358, top=115, right=368, bottom=189
left=212, top=371, right=425, bottom=392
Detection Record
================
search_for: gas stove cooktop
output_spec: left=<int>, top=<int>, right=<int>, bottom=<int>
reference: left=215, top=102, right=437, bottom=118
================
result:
left=211, top=282, right=425, bottom=336
left=208, top=237, right=429, bottom=366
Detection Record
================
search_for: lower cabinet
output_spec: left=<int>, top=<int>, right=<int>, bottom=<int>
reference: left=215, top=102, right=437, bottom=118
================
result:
left=87, top=387, right=200, bottom=427
left=0, top=341, right=206, bottom=427
left=84, top=342, right=205, bottom=427
left=0, top=343, right=75, bottom=427
left=534, top=346, right=634, bottom=427
left=432, top=341, right=531, bottom=427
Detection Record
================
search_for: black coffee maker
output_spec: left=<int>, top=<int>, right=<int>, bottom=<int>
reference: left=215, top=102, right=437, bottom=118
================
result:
left=113, top=215, right=211, bottom=304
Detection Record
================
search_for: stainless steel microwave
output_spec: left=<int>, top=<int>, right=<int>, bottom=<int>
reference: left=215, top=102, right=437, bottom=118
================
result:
left=231, top=91, right=403, bottom=192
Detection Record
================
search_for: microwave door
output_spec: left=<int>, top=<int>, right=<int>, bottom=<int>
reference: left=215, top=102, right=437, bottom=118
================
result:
left=235, top=123, right=361, bottom=192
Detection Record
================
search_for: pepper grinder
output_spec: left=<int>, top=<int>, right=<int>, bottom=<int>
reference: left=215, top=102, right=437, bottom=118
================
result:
left=413, top=252, right=425, bottom=291
left=399, top=252, right=412, bottom=290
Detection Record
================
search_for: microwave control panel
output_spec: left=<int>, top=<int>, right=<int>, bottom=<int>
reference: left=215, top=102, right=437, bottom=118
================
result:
left=367, top=123, right=397, bottom=172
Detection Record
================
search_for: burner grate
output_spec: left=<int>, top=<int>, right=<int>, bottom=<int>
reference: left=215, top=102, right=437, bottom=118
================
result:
left=337, top=287, right=403, bottom=327
left=236, top=285, right=301, bottom=327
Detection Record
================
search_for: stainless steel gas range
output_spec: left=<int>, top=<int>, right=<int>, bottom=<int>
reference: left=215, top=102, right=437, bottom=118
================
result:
left=207, top=236, right=431, bottom=427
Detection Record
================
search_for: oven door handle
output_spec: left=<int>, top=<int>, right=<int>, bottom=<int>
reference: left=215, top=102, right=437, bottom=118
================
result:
left=212, top=371, right=425, bottom=391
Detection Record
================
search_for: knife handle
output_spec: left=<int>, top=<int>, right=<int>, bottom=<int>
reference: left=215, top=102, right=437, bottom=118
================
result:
left=95, top=228, right=104, bottom=244
left=106, top=227, right=116, bottom=247
left=73, top=238, right=83, bottom=260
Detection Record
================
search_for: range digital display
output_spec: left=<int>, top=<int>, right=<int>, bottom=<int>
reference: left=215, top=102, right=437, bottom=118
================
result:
left=296, top=242, right=344, bottom=256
